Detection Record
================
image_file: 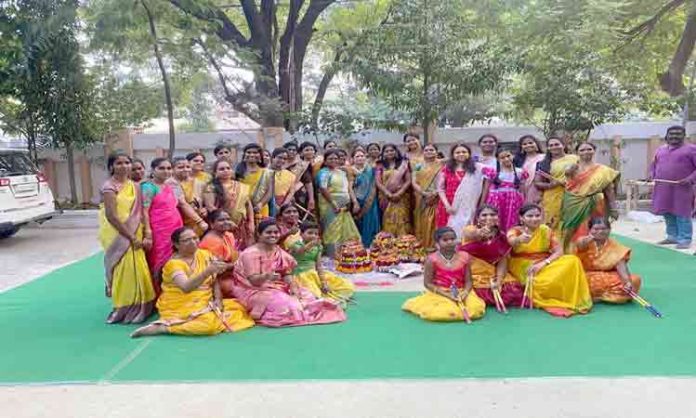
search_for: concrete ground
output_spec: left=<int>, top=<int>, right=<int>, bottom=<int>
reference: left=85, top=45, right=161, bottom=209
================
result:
left=1, top=211, right=693, bottom=417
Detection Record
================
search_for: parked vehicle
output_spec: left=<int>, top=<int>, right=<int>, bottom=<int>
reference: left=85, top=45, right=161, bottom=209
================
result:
left=0, top=148, right=57, bottom=238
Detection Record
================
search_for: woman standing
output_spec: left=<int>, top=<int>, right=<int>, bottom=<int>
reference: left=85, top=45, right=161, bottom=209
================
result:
left=131, top=227, right=254, bottom=337
left=141, top=158, right=198, bottom=284
left=172, top=157, right=207, bottom=236
left=436, top=143, right=488, bottom=238
left=316, top=149, right=361, bottom=256
left=483, top=148, right=527, bottom=232
left=507, top=204, right=592, bottom=317
left=269, top=148, right=296, bottom=215
left=186, top=152, right=212, bottom=184
left=366, top=143, right=381, bottom=166
left=350, top=148, right=381, bottom=248
left=404, top=133, right=424, bottom=169
left=235, top=144, right=273, bottom=222
left=376, top=144, right=413, bottom=236
left=204, top=159, right=255, bottom=249
left=99, top=153, right=156, bottom=324
left=560, top=142, right=619, bottom=249
left=460, top=205, right=523, bottom=307
left=513, top=135, right=545, bottom=204
left=286, top=142, right=316, bottom=216
left=411, top=143, right=443, bottom=250
left=402, top=227, right=486, bottom=322
left=535, top=137, right=578, bottom=232
left=130, top=158, right=146, bottom=184
left=198, top=210, right=239, bottom=298
left=232, top=219, right=347, bottom=327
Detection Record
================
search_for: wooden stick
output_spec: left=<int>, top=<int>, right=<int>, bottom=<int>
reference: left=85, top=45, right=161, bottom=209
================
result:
left=652, top=178, right=680, bottom=184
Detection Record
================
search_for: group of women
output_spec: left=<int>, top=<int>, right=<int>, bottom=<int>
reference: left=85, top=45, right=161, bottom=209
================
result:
left=98, top=132, right=642, bottom=336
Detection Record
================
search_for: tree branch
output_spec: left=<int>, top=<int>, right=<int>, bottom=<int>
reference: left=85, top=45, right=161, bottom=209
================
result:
left=661, top=2, right=696, bottom=96
left=622, top=0, right=686, bottom=41
left=168, top=0, right=250, bottom=47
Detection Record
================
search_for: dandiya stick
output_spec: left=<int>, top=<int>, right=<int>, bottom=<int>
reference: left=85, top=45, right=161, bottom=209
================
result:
left=210, top=302, right=233, bottom=332
left=626, top=289, right=663, bottom=318
left=652, top=178, right=680, bottom=185
left=451, top=285, right=471, bottom=324
left=493, top=288, right=508, bottom=314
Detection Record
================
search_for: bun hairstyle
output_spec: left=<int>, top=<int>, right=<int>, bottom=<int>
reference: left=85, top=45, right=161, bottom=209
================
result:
left=493, top=148, right=521, bottom=188
left=171, top=226, right=193, bottom=251
left=434, top=226, right=456, bottom=242
left=185, top=152, right=205, bottom=162
left=107, top=152, right=132, bottom=175
left=150, top=157, right=170, bottom=170
left=300, top=221, right=319, bottom=233
left=256, top=217, right=278, bottom=235
left=513, top=135, right=543, bottom=168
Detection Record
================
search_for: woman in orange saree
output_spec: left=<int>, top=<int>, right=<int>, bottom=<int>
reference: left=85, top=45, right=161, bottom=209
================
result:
left=376, top=144, right=412, bottom=237
left=575, top=218, right=641, bottom=304
left=198, top=210, right=239, bottom=298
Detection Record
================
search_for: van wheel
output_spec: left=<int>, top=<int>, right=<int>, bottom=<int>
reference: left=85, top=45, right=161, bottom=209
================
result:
left=0, top=226, right=19, bottom=239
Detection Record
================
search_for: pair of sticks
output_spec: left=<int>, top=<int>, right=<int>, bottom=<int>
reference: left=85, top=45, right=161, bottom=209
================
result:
left=492, top=286, right=508, bottom=314
left=520, top=275, right=534, bottom=309
left=626, top=289, right=662, bottom=318
left=451, top=285, right=472, bottom=324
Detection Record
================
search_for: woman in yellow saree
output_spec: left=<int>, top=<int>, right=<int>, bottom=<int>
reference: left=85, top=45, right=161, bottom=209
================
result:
left=560, top=142, right=619, bottom=250
left=575, top=218, right=641, bottom=304
left=317, top=149, right=361, bottom=256
left=131, top=227, right=254, bottom=337
left=534, top=137, right=578, bottom=232
left=376, top=144, right=413, bottom=236
left=99, top=153, right=156, bottom=324
left=186, top=152, right=212, bottom=184
left=269, top=148, right=296, bottom=215
left=412, top=143, right=442, bottom=250
left=236, top=144, right=273, bottom=222
left=204, top=159, right=255, bottom=249
left=172, top=157, right=208, bottom=236
left=507, top=204, right=592, bottom=317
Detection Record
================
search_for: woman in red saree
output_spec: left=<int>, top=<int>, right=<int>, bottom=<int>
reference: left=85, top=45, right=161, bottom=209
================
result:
left=198, top=210, right=239, bottom=298
left=459, top=205, right=524, bottom=307
left=575, top=218, right=641, bottom=304
left=231, top=219, right=346, bottom=327
left=375, top=144, right=412, bottom=236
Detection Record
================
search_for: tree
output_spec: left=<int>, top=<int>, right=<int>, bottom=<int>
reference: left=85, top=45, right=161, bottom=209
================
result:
left=348, top=0, right=513, bottom=143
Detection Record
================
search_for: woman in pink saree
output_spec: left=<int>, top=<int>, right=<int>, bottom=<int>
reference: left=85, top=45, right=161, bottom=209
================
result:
left=375, top=144, right=413, bottom=236
left=142, top=158, right=205, bottom=290
left=513, top=135, right=545, bottom=204
left=231, top=218, right=346, bottom=328
left=436, top=143, right=489, bottom=239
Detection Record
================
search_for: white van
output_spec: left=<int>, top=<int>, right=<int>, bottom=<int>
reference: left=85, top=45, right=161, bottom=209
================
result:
left=0, top=148, right=57, bottom=238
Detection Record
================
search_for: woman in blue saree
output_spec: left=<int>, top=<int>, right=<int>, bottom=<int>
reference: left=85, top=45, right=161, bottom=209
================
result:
left=349, top=148, right=381, bottom=247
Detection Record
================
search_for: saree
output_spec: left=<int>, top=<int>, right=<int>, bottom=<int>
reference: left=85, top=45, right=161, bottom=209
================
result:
left=198, top=231, right=239, bottom=298
left=352, top=165, right=381, bottom=248
left=435, top=164, right=485, bottom=238
left=273, top=169, right=296, bottom=208
left=402, top=252, right=486, bottom=321
left=508, top=225, right=592, bottom=317
left=522, top=154, right=545, bottom=204
left=194, top=171, right=212, bottom=184
left=459, top=225, right=523, bottom=307
left=240, top=168, right=272, bottom=221
left=561, top=163, right=619, bottom=249
left=413, top=161, right=442, bottom=250
left=231, top=245, right=346, bottom=327
left=317, top=167, right=361, bottom=255
left=142, top=181, right=184, bottom=281
left=154, top=249, right=254, bottom=335
left=290, top=240, right=355, bottom=303
left=379, top=163, right=413, bottom=237
left=540, top=154, right=579, bottom=232
left=98, top=179, right=155, bottom=324
left=207, top=181, right=253, bottom=249
left=180, top=178, right=206, bottom=236
left=575, top=239, right=641, bottom=304
left=483, top=167, right=527, bottom=232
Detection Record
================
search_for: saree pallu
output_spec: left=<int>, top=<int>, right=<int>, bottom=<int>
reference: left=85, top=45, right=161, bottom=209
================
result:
left=317, top=168, right=361, bottom=255
left=379, top=164, right=413, bottom=237
left=194, top=171, right=212, bottom=184
left=273, top=169, right=296, bottom=209
left=522, top=154, right=545, bottom=204
left=180, top=178, right=206, bottom=236
left=291, top=242, right=355, bottom=303
left=98, top=180, right=155, bottom=324
left=413, top=162, right=442, bottom=249
left=241, top=168, right=272, bottom=221
left=508, top=225, right=592, bottom=317
left=154, top=249, right=253, bottom=335
left=459, top=226, right=523, bottom=306
left=232, top=245, right=346, bottom=327
left=145, top=183, right=183, bottom=284
left=199, top=231, right=239, bottom=298
left=209, top=181, right=253, bottom=249
left=352, top=166, right=381, bottom=247
left=561, top=164, right=619, bottom=250
left=540, top=154, right=579, bottom=232
left=435, top=165, right=484, bottom=238
left=575, top=239, right=641, bottom=304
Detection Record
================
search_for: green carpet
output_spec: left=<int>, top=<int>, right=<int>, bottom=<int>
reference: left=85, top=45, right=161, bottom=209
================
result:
left=1, top=236, right=694, bottom=384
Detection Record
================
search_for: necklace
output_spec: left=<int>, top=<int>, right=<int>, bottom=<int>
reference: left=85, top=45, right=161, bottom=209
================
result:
left=438, top=251, right=456, bottom=265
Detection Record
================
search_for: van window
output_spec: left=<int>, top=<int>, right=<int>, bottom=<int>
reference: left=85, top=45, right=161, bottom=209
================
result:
left=0, top=152, right=37, bottom=176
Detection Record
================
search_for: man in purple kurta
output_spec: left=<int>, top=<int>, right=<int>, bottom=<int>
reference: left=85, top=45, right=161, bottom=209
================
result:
left=650, top=125, right=696, bottom=249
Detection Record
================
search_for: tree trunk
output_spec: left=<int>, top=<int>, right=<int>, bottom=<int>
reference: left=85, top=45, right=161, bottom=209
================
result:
left=661, top=2, right=696, bottom=96
left=311, top=51, right=343, bottom=129
left=65, top=141, right=78, bottom=205
left=142, top=0, right=176, bottom=158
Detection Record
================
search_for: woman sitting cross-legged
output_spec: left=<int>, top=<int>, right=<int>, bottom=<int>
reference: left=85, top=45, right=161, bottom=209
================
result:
left=402, top=227, right=486, bottom=322
left=198, top=209, right=239, bottom=298
left=459, top=205, right=524, bottom=308
left=231, top=218, right=347, bottom=328
left=131, top=227, right=254, bottom=337
left=507, top=204, right=593, bottom=317
left=286, top=221, right=355, bottom=304
left=574, top=217, right=642, bottom=304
